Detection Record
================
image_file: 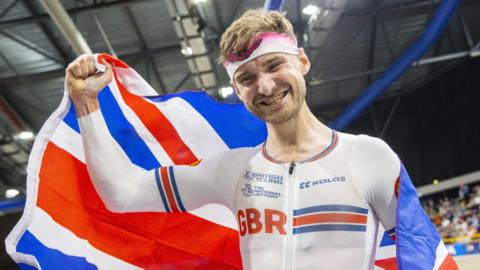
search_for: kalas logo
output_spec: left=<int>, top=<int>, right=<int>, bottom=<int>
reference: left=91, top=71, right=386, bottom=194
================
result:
left=300, top=176, right=346, bottom=189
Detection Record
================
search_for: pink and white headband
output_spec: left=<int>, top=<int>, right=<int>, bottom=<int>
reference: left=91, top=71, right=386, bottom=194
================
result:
left=223, top=32, right=299, bottom=80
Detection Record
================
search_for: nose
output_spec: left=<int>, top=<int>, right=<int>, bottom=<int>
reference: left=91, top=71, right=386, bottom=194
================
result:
left=257, top=72, right=275, bottom=96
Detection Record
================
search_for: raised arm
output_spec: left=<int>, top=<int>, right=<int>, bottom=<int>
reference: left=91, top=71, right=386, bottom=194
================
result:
left=67, top=54, right=243, bottom=213
left=67, top=54, right=159, bottom=212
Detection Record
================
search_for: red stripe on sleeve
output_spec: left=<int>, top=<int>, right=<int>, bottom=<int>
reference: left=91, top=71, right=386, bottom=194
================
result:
left=160, top=167, right=180, bottom=212
left=37, top=142, right=241, bottom=269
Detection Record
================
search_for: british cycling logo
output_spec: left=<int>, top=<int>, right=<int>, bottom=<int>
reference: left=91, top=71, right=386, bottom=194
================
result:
left=241, top=183, right=281, bottom=199
left=244, top=171, right=283, bottom=185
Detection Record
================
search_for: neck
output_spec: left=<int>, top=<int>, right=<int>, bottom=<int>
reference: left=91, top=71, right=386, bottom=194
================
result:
left=265, top=102, right=332, bottom=162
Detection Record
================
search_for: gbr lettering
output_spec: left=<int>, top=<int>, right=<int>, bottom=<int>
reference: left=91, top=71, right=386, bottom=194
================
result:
left=237, top=208, right=287, bottom=236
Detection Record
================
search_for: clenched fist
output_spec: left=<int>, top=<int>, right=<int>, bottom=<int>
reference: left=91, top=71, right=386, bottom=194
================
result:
left=66, top=54, right=113, bottom=117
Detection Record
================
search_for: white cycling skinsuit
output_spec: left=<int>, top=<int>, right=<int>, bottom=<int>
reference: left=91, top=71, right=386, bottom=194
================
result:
left=79, top=110, right=401, bottom=270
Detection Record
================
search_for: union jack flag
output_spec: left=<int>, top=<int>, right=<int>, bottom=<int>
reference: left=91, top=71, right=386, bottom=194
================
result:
left=6, top=54, right=456, bottom=270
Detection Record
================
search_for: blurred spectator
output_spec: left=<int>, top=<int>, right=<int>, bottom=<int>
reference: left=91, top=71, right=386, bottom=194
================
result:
left=459, top=184, right=469, bottom=200
left=422, top=183, right=480, bottom=243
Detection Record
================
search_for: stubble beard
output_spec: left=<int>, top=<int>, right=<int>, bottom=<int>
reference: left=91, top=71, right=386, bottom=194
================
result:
left=246, top=84, right=306, bottom=124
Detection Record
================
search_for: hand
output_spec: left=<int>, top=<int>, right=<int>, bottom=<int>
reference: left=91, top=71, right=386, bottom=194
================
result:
left=66, top=54, right=113, bottom=117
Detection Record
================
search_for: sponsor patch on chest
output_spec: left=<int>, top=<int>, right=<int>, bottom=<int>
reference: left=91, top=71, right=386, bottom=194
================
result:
left=299, top=176, right=346, bottom=189
left=241, top=183, right=282, bottom=199
left=243, top=170, right=283, bottom=185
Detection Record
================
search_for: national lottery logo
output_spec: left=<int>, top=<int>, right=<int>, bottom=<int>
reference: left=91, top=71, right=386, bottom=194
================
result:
left=300, top=176, right=346, bottom=189
left=241, top=183, right=281, bottom=199
left=241, top=184, right=254, bottom=197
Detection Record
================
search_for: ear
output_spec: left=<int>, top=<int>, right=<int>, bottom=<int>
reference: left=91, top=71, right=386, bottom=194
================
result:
left=231, top=80, right=244, bottom=102
left=297, top=48, right=311, bottom=76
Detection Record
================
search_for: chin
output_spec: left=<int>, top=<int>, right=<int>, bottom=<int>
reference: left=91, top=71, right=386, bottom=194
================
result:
left=264, top=111, right=297, bottom=124
left=252, top=105, right=298, bottom=124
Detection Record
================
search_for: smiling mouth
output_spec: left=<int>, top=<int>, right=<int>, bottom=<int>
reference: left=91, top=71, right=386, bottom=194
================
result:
left=260, top=90, right=289, bottom=106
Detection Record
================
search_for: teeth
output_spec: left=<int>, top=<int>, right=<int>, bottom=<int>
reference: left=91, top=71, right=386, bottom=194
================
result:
left=264, top=92, right=286, bottom=105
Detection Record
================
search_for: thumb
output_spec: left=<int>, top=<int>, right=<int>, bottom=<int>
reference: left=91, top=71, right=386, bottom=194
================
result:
left=97, top=58, right=114, bottom=87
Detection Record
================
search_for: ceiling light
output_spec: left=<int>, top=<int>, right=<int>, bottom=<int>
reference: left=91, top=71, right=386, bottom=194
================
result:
left=14, top=131, right=35, bottom=141
left=219, top=86, right=234, bottom=98
left=5, top=188, right=20, bottom=199
left=192, top=0, right=207, bottom=4
left=181, top=47, right=193, bottom=56
left=303, top=5, right=321, bottom=16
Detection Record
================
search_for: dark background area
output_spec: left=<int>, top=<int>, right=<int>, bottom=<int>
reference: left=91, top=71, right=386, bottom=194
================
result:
left=1, top=212, right=22, bottom=270
left=347, top=57, right=480, bottom=186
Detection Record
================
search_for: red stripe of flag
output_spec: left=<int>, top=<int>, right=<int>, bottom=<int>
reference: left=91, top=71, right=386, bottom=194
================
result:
left=98, top=54, right=129, bottom=68
left=160, top=167, right=180, bottom=212
left=112, top=68, right=198, bottom=166
left=438, top=254, right=458, bottom=270
left=293, top=213, right=367, bottom=227
left=374, top=257, right=398, bottom=270
left=37, top=142, right=242, bottom=269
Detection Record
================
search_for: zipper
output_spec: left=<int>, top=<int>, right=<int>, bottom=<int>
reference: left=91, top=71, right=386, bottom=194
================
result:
left=284, top=162, right=296, bottom=270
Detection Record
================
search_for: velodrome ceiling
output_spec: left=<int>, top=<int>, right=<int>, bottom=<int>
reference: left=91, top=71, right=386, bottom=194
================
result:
left=0, top=0, right=479, bottom=200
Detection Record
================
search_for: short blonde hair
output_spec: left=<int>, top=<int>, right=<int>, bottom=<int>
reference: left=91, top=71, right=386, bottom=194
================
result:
left=219, top=9, right=295, bottom=64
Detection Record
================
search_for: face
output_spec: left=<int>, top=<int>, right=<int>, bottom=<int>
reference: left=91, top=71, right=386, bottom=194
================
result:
left=232, top=50, right=310, bottom=124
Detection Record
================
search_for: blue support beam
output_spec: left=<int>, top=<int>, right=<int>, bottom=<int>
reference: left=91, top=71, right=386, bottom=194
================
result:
left=0, top=197, right=26, bottom=212
left=264, top=0, right=285, bottom=11
left=329, top=0, right=460, bottom=131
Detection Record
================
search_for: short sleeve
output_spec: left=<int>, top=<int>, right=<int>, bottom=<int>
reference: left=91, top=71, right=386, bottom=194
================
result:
left=350, top=135, right=401, bottom=233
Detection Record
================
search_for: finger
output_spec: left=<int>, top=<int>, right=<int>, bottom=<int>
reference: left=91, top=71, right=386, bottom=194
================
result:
left=66, top=64, right=72, bottom=75
left=99, top=59, right=113, bottom=76
left=102, top=58, right=113, bottom=72
left=99, top=59, right=114, bottom=85
left=87, top=55, right=96, bottom=74
left=65, top=66, right=74, bottom=82
left=79, top=57, right=90, bottom=79
left=72, top=62, right=82, bottom=78
left=65, top=65, right=74, bottom=78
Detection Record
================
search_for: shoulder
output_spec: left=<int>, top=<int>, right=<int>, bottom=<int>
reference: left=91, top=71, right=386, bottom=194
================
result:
left=338, top=132, right=396, bottom=160
left=343, top=133, right=400, bottom=180
left=355, top=134, right=395, bottom=157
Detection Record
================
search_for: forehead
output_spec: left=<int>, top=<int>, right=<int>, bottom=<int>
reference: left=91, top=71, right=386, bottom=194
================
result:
left=234, top=53, right=292, bottom=77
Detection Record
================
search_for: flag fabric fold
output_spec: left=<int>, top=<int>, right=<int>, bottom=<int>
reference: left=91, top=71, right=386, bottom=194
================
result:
left=5, top=53, right=266, bottom=270
left=5, top=54, right=454, bottom=269
left=395, top=164, right=458, bottom=270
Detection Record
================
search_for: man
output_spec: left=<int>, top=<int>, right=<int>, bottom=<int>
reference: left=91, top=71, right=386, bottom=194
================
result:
left=66, top=9, right=419, bottom=270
